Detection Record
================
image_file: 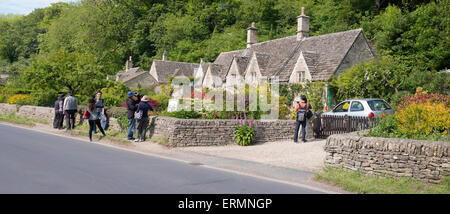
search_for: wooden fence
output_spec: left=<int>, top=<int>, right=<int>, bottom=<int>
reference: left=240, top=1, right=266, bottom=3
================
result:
left=313, top=114, right=377, bottom=139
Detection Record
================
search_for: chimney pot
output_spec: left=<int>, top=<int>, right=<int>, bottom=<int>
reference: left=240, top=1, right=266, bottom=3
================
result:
left=162, top=49, right=168, bottom=61
left=126, top=56, right=133, bottom=71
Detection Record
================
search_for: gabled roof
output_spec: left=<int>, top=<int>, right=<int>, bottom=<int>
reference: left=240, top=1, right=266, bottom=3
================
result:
left=234, top=56, right=250, bottom=76
left=213, top=49, right=245, bottom=66
left=207, top=63, right=228, bottom=80
left=116, top=67, right=144, bottom=81
left=253, top=52, right=272, bottom=76
left=273, top=28, right=364, bottom=81
left=300, top=28, right=363, bottom=81
left=152, top=60, right=199, bottom=84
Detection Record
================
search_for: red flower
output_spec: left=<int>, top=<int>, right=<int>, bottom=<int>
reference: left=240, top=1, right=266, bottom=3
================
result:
left=213, top=113, right=218, bottom=118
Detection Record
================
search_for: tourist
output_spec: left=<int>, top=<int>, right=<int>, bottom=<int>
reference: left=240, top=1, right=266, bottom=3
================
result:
left=126, top=91, right=139, bottom=140
left=84, top=98, right=106, bottom=142
left=294, top=95, right=312, bottom=143
left=63, top=90, right=78, bottom=130
left=93, top=90, right=107, bottom=133
left=53, top=94, right=65, bottom=129
left=135, top=95, right=153, bottom=142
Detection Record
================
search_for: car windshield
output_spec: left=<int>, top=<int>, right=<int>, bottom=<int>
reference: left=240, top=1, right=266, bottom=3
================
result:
left=367, top=100, right=392, bottom=111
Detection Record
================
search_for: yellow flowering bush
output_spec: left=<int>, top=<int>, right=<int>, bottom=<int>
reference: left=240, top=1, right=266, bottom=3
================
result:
left=7, top=94, right=33, bottom=105
left=395, top=102, right=449, bottom=136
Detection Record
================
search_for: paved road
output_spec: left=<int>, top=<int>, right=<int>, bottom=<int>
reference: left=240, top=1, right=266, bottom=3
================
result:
left=0, top=123, right=326, bottom=194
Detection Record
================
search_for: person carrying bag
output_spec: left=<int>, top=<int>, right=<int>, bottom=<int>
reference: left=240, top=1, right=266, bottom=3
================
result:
left=294, top=95, right=312, bottom=143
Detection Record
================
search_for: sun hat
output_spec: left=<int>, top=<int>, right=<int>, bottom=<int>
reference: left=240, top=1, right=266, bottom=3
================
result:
left=141, top=95, right=150, bottom=102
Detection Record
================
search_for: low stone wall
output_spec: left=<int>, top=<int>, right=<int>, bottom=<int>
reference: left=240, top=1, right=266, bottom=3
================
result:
left=324, top=132, right=450, bottom=183
left=0, top=103, right=314, bottom=147
left=148, top=116, right=313, bottom=147
left=0, top=103, right=17, bottom=116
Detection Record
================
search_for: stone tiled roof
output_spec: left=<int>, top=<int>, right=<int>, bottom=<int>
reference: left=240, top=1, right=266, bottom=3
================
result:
left=116, top=67, right=143, bottom=81
left=271, top=29, right=364, bottom=81
left=152, top=60, right=199, bottom=84
left=234, top=56, right=250, bottom=76
left=121, top=71, right=156, bottom=84
left=253, top=52, right=272, bottom=76
left=213, top=49, right=245, bottom=66
left=208, top=63, right=229, bottom=80
left=301, top=51, right=320, bottom=80
left=300, top=29, right=363, bottom=81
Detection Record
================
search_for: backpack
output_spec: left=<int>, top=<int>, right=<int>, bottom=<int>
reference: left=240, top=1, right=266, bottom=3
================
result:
left=296, top=104, right=309, bottom=122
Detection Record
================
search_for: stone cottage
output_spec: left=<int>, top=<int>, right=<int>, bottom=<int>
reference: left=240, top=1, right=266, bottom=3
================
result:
left=211, top=8, right=376, bottom=105
left=110, top=56, right=157, bottom=88
left=115, top=7, right=377, bottom=107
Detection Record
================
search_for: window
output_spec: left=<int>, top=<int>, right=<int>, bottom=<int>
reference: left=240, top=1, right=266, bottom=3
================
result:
left=333, top=101, right=350, bottom=113
left=367, top=100, right=392, bottom=111
left=350, top=101, right=364, bottom=112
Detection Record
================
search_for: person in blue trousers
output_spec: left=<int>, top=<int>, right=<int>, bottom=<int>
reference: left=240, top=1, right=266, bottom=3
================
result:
left=93, top=90, right=107, bottom=133
left=126, top=91, right=139, bottom=140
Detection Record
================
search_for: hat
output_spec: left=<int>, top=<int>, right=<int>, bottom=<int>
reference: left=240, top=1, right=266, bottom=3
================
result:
left=141, top=95, right=150, bottom=102
left=127, top=91, right=137, bottom=97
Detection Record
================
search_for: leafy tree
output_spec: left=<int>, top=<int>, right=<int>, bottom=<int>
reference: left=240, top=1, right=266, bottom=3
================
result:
left=24, top=48, right=106, bottom=98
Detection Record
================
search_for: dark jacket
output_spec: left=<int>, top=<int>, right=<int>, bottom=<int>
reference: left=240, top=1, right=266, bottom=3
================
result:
left=54, top=96, right=64, bottom=112
left=136, top=102, right=153, bottom=119
left=126, top=97, right=139, bottom=119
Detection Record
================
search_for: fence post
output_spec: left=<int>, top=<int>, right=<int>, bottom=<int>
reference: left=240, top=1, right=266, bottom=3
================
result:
left=345, top=115, right=350, bottom=133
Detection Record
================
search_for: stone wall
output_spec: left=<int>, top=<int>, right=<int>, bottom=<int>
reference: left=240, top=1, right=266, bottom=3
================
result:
left=324, top=132, right=450, bottom=183
left=0, top=104, right=313, bottom=147
left=148, top=116, right=313, bottom=147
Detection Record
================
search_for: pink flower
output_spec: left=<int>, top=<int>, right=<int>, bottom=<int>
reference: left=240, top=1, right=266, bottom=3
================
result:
left=249, top=117, right=254, bottom=128
left=213, top=113, right=218, bottom=118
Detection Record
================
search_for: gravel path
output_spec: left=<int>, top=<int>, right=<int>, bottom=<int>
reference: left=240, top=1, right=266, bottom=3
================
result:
left=173, top=140, right=326, bottom=172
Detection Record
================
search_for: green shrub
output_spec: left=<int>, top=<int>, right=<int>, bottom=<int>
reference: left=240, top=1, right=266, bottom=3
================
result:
left=0, top=95, right=5, bottom=103
left=101, top=81, right=129, bottom=107
left=234, top=123, right=255, bottom=146
left=168, top=110, right=200, bottom=119
left=151, top=94, right=171, bottom=111
left=116, top=115, right=129, bottom=132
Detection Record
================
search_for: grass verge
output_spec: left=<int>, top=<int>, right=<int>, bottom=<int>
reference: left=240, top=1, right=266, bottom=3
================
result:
left=314, top=166, right=450, bottom=194
left=0, top=113, right=48, bottom=126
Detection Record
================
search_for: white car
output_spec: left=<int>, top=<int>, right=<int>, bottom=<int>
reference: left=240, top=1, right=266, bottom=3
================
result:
left=322, top=99, right=393, bottom=118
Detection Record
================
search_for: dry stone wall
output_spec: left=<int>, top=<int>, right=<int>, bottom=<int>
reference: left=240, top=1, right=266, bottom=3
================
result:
left=148, top=116, right=313, bottom=147
left=324, top=132, right=450, bottom=184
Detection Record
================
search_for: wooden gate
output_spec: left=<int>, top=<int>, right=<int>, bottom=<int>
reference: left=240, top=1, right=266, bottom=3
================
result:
left=313, top=114, right=377, bottom=139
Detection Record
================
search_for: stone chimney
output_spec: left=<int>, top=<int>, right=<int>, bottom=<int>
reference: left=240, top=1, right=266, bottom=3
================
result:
left=125, top=56, right=133, bottom=72
left=247, top=22, right=257, bottom=48
left=162, top=49, right=168, bottom=61
left=297, top=7, right=310, bottom=41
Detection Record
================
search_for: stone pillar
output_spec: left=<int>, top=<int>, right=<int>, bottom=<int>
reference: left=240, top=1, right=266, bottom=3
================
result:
left=247, top=22, right=257, bottom=48
left=297, top=7, right=310, bottom=41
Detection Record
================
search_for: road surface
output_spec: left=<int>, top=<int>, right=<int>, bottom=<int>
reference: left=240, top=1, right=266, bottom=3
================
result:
left=0, top=123, right=326, bottom=194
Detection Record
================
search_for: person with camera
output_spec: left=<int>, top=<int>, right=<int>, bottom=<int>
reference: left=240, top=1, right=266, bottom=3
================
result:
left=126, top=91, right=140, bottom=140
left=294, top=95, right=312, bottom=143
